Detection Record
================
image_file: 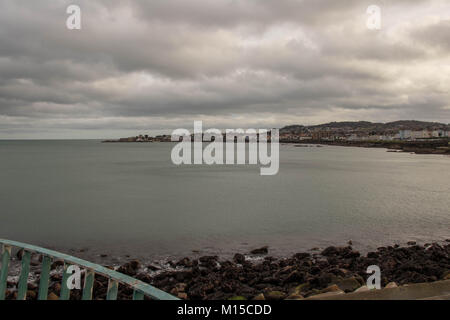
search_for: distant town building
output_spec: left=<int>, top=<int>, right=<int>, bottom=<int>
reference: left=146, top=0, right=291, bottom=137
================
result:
left=399, top=130, right=412, bottom=140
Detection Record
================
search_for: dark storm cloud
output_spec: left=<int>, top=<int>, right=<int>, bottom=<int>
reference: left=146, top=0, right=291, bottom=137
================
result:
left=0, top=0, right=449, bottom=138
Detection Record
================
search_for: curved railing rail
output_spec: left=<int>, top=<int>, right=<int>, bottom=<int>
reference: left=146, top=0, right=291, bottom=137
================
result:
left=0, top=239, right=179, bottom=300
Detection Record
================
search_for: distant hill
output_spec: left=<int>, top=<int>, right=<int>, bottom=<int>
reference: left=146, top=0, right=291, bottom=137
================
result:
left=281, top=120, right=450, bottom=134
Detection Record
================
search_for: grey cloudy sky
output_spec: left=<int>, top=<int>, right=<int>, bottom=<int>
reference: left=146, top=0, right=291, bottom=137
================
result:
left=0, top=0, right=449, bottom=138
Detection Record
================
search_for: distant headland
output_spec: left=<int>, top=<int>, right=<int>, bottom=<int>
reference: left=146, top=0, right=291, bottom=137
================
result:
left=102, top=120, right=450, bottom=155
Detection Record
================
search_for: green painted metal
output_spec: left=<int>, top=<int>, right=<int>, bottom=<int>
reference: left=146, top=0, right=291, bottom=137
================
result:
left=106, top=279, right=119, bottom=300
left=17, top=250, right=31, bottom=300
left=0, top=245, right=12, bottom=300
left=82, top=269, right=95, bottom=300
left=38, top=255, right=52, bottom=300
left=133, top=290, right=144, bottom=300
left=60, top=263, right=71, bottom=300
left=0, top=239, right=178, bottom=300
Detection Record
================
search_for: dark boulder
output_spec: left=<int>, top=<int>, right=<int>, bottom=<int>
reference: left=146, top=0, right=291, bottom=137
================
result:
left=117, top=260, right=141, bottom=276
left=233, top=253, right=246, bottom=264
left=176, top=257, right=193, bottom=268
left=293, top=252, right=310, bottom=260
left=250, top=246, right=269, bottom=255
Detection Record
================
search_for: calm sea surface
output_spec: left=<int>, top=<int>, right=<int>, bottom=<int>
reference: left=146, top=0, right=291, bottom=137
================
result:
left=0, top=140, right=449, bottom=263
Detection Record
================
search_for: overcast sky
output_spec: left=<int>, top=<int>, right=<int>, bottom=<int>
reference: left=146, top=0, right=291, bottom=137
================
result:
left=0, top=0, right=449, bottom=138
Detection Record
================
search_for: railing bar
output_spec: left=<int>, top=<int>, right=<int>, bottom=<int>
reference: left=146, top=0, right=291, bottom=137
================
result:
left=82, top=269, right=95, bottom=300
left=133, top=290, right=144, bottom=300
left=0, top=239, right=178, bottom=300
left=106, top=279, right=118, bottom=300
left=17, top=250, right=31, bottom=300
left=38, top=256, right=52, bottom=300
left=59, top=263, right=71, bottom=300
left=0, top=245, right=12, bottom=300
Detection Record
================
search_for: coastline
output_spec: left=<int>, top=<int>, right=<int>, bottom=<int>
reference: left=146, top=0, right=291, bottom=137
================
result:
left=101, top=137, right=450, bottom=155
left=290, top=139, right=450, bottom=155
left=4, top=240, right=449, bottom=300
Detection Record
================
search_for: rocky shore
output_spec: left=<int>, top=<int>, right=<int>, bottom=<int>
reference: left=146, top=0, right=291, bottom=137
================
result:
left=4, top=241, right=450, bottom=300
left=144, top=242, right=450, bottom=300
left=292, top=139, right=450, bottom=155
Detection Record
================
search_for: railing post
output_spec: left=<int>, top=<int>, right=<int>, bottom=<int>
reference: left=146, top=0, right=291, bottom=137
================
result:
left=17, top=250, right=31, bottom=300
left=0, top=245, right=12, bottom=300
left=106, top=279, right=118, bottom=300
left=82, top=269, right=95, bottom=300
left=38, top=255, right=52, bottom=300
left=60, top=263, right=71, bottom=300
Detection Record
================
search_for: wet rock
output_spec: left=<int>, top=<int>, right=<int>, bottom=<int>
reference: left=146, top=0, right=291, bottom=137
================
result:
left=136, top=273, right=152, bottom=284
left=5, top=290, right=14, bottom=299
left=30, top=260, right=40, bottom=267
left=117, top=260, right=141, bottom=276
left=27, top=283, right=38, bottom=290
left=27, top=290, right=37, bottom=300
left=252, top=293, right=265, bottom=300
left=48, top=292, right=59, bottom=300
left=309, top=266, right=321, bottom=275
left=307, top=290, right=345, bottom=299
left=443, top=271, right=450, bottom=280
left=311, top=272, right=334, bottom=288
left=321, top=284, right=342, bottom=293
left=354, top=285, right=370, bottom=293
left=175, top=283, right=187, bottom=292
left=53, top=283, right=61, bottom=294
left=168, top=260, right=176, bottom=268
left=178, top=292, right=188, bottom=299
left=199, top=256, right=219, bottom=269
left=320, top=246, right=359, bottom=258
left=51, top=274, right=62, bottom=281
left=250, top=246, right=269, bottom=255
left=188, top=284, right=208, bottom=299
left=381, top=257, right=397, bottom=270
left=265, top=291, right=286, bottom=300
left=199, top=255, right=218, bottom=263
left=291, top=283, right=309, bottom=296
left=283, top=271, right=306, bottom=284
left=321, top=246, right=339, bottom=256
left=175, top=271, right=194, bottom=282
left=233, top=253, right=245, bottom=264
left=344, top=250, right=360, bottom=258
left=293, top=252, right=310, bottom=260
left=385, top=282, right=398, bottom=288
left=278, top=265, right=294, bottom=274
left=146, top=264, right=161, bottom=271
left=286, top=294, right=304, bottom=300
left=336, top=277, right=361, bottom=292
left=176, top=257, right=193, bottom=268
left=51, top=259, right=64, bottom=269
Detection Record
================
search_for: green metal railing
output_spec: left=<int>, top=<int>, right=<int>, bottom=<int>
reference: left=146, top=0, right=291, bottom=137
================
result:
left=0, top=239, right=179, bottom=300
